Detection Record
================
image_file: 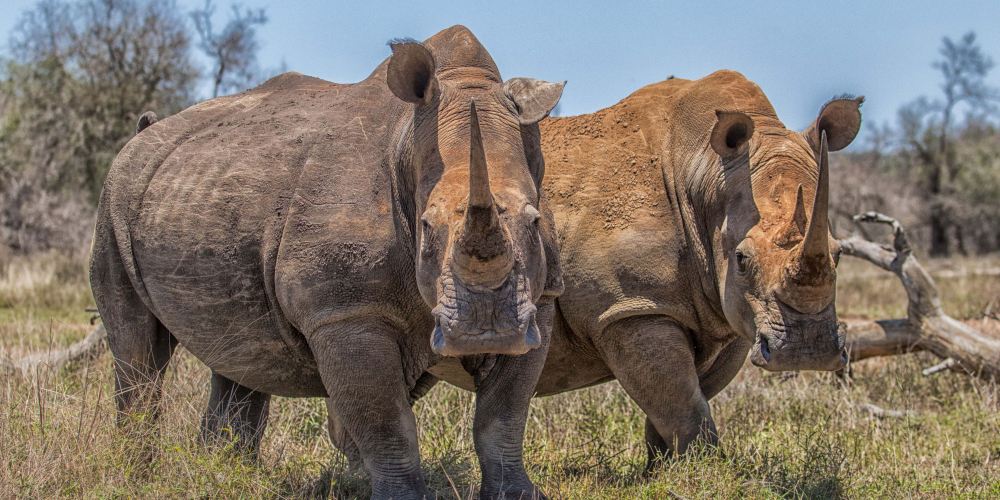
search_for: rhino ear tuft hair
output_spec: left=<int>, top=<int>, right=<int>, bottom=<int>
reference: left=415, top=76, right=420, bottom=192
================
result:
left=710, top=110, right=754, bottom=159
left=503, top=78, right=565, bottom=125
left=387, top=41, right=437, bottom=104
left=136, top=111, right=158, bottom=135
left=804, top=95, right=864, bottom=152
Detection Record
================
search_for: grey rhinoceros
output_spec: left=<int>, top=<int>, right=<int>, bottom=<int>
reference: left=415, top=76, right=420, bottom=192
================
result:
left=90, top=26, right=565, bottom=498
left=362, top=70, right=863, bottom=471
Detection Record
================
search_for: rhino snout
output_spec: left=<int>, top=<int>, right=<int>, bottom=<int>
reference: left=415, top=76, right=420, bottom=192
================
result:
left=750, top=308, right=846, bottom=372
left=430, top=268, right=539, bottom=357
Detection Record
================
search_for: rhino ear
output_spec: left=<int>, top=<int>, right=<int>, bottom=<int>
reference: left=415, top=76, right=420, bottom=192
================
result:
left=387, top=41, right=437, bottom=104
left=503, top=78, right=565, bottom=125
left=135, top=111, right=158, bottom=135
left=710, top=110, right=754, bottom=159
left=803, top=96, right=864, bottom=152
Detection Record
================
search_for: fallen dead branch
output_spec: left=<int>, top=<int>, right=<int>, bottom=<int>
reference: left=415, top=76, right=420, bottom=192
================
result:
left=857, top=403, right=918, bottom=419
left=838, top=212, right=1000, bottom=381
left=1, top=323, right=107, bottom=376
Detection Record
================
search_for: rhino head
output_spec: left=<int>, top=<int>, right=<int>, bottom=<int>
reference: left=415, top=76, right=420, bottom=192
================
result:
left=386, top=29, right=563, bottom=357
left=710, top=97, right=863, bottom=371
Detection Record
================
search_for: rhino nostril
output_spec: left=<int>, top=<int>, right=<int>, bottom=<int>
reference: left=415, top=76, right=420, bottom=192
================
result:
left=759, top=337, right=771, bottom=362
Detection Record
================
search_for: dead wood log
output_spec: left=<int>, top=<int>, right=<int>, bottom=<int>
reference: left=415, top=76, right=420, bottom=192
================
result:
left=1, top=323, right=107, bottom=376
left=857, top=403, right=918, bottom=419
left=838, top=212, right=1000, bottom=380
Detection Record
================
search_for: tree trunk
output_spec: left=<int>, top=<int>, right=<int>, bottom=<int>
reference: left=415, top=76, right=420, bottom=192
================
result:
left=928, top=203, right=949, bottom=257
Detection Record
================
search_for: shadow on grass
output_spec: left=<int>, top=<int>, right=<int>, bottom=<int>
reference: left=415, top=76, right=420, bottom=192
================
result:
left=536, top=433, right=850, bottom=499
left=736, top=430, right=853, bottom=499
left=542, top=439, right=645, bottom=488
left=281, top=449, right=480, bottom=499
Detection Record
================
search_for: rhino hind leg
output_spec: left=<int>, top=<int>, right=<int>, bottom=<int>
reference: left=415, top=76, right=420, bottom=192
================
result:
left=107, top=317, right=176, bottom=426
left=92, top=231, right=177, bottom=427
left=593, top=316, right=718, bottom=470
left=310, top=319, right=427, bottom=499
left=200, top=372, right=271, bottom=455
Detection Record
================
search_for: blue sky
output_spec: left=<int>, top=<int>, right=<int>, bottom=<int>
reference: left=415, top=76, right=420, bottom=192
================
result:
left=3, top=0, right=999, bottom=147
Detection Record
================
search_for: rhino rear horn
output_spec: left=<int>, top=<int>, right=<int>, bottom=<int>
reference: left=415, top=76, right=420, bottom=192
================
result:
left=136, top=111, right=158, bottom=135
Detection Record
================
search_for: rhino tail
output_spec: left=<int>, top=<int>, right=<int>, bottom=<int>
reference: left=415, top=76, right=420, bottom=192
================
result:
left=135, top=111, right=158, bottom=135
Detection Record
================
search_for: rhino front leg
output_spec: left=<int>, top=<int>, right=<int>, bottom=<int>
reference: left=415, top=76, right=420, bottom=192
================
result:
left=325, top=397, right=364, bottom=474
left=593, top=316, right=717, bottom=470
left=644, top=336, right=748, bottom=467
left=699, top=336, right=752, bottom=401
left=326, top=372, right=439, bottom=475
left=310, top=320, right=427, bottom=500
left=473, top=303, right=552, bottom=499
left=200, top=371, right=271, bottom=455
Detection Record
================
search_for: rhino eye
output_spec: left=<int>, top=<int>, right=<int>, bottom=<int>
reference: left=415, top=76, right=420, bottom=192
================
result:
left=420, top=218, right=435, bottom=255
left=735, top=250, right=750, bottom=274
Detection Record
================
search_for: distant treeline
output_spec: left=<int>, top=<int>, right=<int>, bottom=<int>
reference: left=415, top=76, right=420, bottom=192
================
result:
left=1, top=2, right=997, bottom=258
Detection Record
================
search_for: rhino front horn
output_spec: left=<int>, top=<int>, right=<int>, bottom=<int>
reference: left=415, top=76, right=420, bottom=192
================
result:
left=452, top=101, right=514, bottom=289
left=801, top=130, right=831, bottom=260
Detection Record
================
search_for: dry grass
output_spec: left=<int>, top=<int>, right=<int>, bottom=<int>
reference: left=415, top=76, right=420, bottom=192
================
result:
left=1, top=252, right=999, bottom=498
left=836, top=253, right=1000, bottom=320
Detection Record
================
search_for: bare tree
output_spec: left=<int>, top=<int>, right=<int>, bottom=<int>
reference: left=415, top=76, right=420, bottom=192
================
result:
left=0, top=0, right=198, bottom=252
left=190, top=0, right=268, bottom=98
left=899, top=32, right=997, bottom=256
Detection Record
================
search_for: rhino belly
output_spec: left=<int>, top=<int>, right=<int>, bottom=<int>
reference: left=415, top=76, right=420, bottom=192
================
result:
left=134, top=233, right=324, bottom=396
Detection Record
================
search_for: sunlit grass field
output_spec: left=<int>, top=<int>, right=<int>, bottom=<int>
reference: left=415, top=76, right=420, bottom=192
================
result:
left=1, top=251, right=998, bottom=498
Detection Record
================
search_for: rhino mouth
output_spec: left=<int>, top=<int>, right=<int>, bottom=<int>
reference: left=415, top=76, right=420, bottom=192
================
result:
left=430, top=268, right=540, bottom=357
left=749, top=316, right=847, bottom=372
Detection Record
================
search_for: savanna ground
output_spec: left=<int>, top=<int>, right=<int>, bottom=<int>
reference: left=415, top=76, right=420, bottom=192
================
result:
left=1, top=250, right=998, bottom=498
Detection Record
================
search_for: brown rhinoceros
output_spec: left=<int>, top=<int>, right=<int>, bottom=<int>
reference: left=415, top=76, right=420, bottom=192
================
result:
left=90, top=26, right=564, bottom=498
left=358, top=70, right=862, bottom=471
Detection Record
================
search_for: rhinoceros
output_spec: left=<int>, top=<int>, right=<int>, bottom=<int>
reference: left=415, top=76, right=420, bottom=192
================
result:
left=90, top=26, right=564, bottom=498
left=355, top=70, right=862, bottom=471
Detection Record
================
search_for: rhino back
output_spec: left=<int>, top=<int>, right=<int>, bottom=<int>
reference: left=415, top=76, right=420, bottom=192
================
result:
left=105, top=72, right=413, bottom=395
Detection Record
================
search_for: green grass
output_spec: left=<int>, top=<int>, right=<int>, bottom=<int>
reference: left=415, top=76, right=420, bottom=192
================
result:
left=1, top=252, right=998, bottom=498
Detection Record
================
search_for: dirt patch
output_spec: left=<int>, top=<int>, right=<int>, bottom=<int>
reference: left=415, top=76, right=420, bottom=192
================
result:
left=542, top=103, right=664, bottom=230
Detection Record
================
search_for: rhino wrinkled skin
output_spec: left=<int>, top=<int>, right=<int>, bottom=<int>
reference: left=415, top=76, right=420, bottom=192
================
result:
left=90, top=26, right=564, bottom=499
left=400, top=70, right=863, bottom=468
